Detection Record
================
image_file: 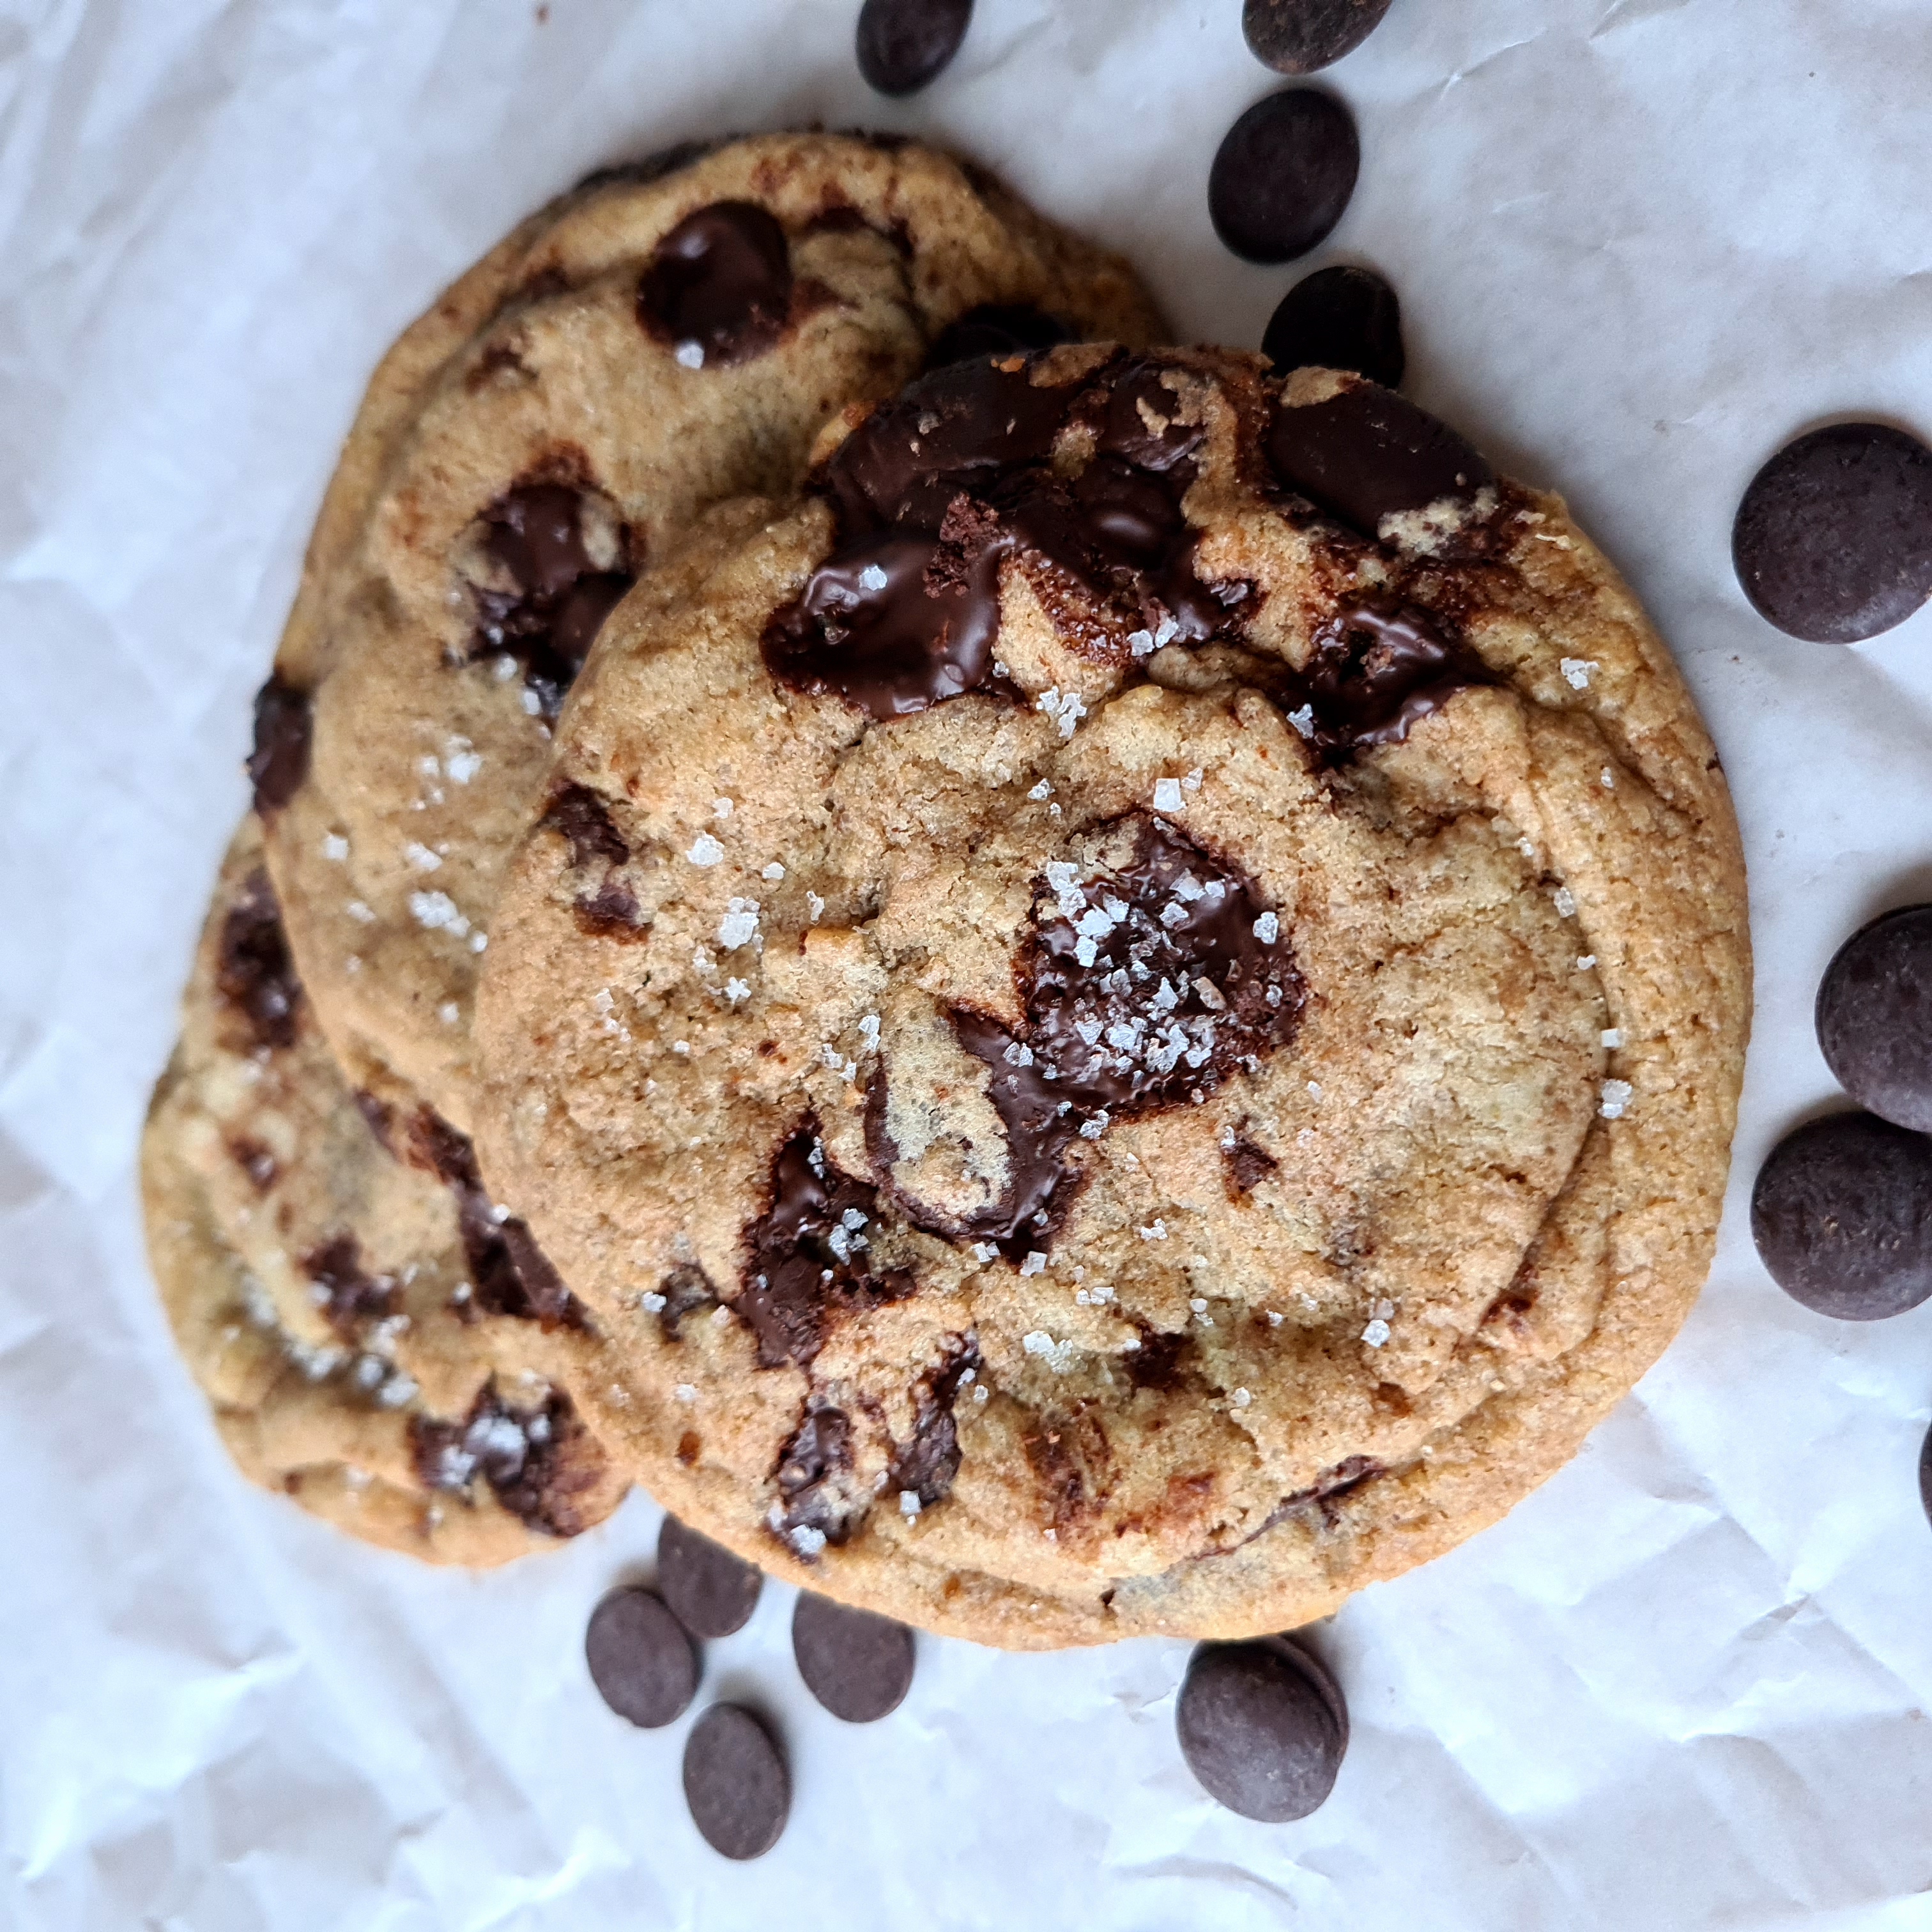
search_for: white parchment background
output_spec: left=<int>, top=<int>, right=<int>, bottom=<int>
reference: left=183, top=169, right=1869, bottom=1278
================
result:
left=5, top=0, right=1932, bottom=1925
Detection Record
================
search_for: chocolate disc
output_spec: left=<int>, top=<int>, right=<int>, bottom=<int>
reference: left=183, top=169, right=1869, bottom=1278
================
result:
left=1176, top=1636, right=1348, bottom=1821
left=1751, top=1112, right=1932, bottom=1320
left=792, top=1591, right=916, bottom=1722
left=1731, top=422, right=1932, bottom=643
left=1919, top=1423, right=1932, bottom=1528
left=1262, top=264, right=1404, bottom=388
left=584, top=1588, right=698, bottom=1728
left=1816, top=905, right=1932, bottom=1132
left=682, top=1705, right=790, bottom=1860
left=856, top=0, right=973, bottom=96
left=1243, top=0, right=1395, bottom=74
left=658, top=1515, right=764, bottom=1638
left=1209, top=89, right=1359, bottom=264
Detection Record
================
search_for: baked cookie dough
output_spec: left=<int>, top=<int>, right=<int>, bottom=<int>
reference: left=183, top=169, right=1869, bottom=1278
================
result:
left=472, top=347, right=1749, bottom=1644
left=254, top=131, right=1165, bottom=1133
left=141, top=818, right=629, bottom=1564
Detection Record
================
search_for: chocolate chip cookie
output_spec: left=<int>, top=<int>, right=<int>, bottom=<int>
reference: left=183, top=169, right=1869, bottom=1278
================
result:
left=141, top=818, right=630, bottom=1563
left=256, top=132, right=1165, bottom=1135
left=471, top=348, right=1749, bottom=1645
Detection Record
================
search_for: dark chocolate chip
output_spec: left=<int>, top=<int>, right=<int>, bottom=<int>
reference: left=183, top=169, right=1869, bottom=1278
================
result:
left=215, top=866, right=303, bottom=1052
left=682, top=1705, right=790, bottom=1860
left=1268, top=381, right=1494, bottom=540
left=1751, top=1112, right=1932, bottom=1320
left=659, top=1516, right=764, bottom=1639
left=738, top=1124, right=912, bottom=1368
left=763, top=353, right=1234, bottom=721
left=1176, top=1636, right=1348, bottom=1821
left=923, top=303, right=1070, bottom=372
left=638, top=202, right=793, bottom=367
left=1296, top=600, right=1485, bottom=753
left=584, top=1587, right=698, bottom=1728
left=1817, top=905, right=1932, bottom=1132
left=1732, top=423, right=1932, bottom=643
left=792, top=1591, right=916, bottom=1722
left=247, top=674, right=312, bottom=815
left=1224, top=1133, right=1280, bottom=1196
left=886, top=1342, right=979, bottom=1507
left=855, top=0, right=973, bottom=96
left=771, top=1402, right=868, bottom=1552
left=410, top=1384, right=608, bottom=1535
left=656, top=1263, right=722, bottom=1340
left=1243, top=0, right=1394, bottom=73
left=1209, top=90, right=1359, bottom=264
left=302, top=1232, right=396, bottom=1341
left=1262, top=264, right=1404, bottom=388
left=1920, top=1422, right=1932, bottom=1529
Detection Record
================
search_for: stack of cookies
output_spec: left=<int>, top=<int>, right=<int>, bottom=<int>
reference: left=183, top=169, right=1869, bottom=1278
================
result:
left=142, top=130, right=1751, bottom=1647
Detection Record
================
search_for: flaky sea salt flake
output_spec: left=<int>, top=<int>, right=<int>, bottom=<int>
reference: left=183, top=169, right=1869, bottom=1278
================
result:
left=687, top=833, right=725, bottom=866
left=1600, top=1078, right=1634, bottom=1119
left=1152, top=777, right=1185, bottom=813
left=1560, top=657, right=1597, bottom=690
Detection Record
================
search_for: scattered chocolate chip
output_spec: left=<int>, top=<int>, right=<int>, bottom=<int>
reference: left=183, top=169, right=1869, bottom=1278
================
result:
left=1209, top=90, right=1359, bottom=264
left=737, top=1124, right=912, bottom=1368
left=1176, top=1636, right=1348, bottom=1821
left=1125, top=1326, right=1192, bottom=1391
left=1920, top=1423, right=1932, bottom=1528
left=656, top=1262, right=721, bottom=1340
left=1732, top=423, right=1932, bottom=643
left=855, top=0, right=972, bottom=95
left=247, top=674, right=312, bottom=815
left=468, top=482, right=634, bottom=720
left=411, top=1384, right=607, bottom=1535
left=1751, top=1112, right=1932, bottom=1320
left=886, top=1342, right=979, bottom=1507
left=1262, top=264, right=1404, bottom=388
left=1267, top=381, right=1494, bottom=540
left=302, top=1232, right=397, bottom=1341
left=1244, top=0, right=1393, bottom=73
left=931, top=814, right=1303, bottom=1256
left=792, top=1591, right=916, bottom=1722
left=763, top=353, right=1236, bottom=719
left=923, top=303, right=1069, bottom=372
left=1223, top=1133, right=1280, bottom=1197
left=659, top=1516, right=764, bottom=1639
left=638, top=202, right=794, bottom=367
left=215, top=867, right=303, bottom=1052
left=1817, top=905, right=1932, bottom=1131
left=584, top=1587, right=698, bottom=1728
left=682, top=1705, right=790, bottom=1860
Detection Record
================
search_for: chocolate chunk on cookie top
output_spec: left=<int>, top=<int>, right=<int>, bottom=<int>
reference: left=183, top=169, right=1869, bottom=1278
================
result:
left=1733, top=423, right=1932, bottom=643
left=637, top=203, right=795, bottom=367
left=473, top=341, right=1751, bottom=1648
left=1176, top=1636, right=1347, bottom=1820
left=1817, top=906, right=1932, bottom=1133
left=1752, top=1112, right=1932, bottom=1321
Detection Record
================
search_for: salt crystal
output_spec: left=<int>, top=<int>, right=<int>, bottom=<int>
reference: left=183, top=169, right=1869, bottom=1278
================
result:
left=322, top=833, right=349, bottom=862
left=971, top=1243, right=999, bottom=1263
left=1560, top=657, right=1597, bottom=690
left=859, top=1013, right=881, bottom=1052
left=1028, top=779, right=1053, bottom=801
left=762, top=861, right=786, bottom=880
left=445, top=744, right=482, bottom=785
left=807, top=892, right=825, bottom=923
left=1577, top=954, right=1597, bottom=970
left=1552, top=885, right=1577, bottom=917
left=521, top=688, right=542, bottom=716
left=1601, top=767, right=1616, bottom=790
left=1361, top=1318, right=1392, bottom=1347
left=640, top=1291, right=667, bottom=1313
left=675, top=341, right=705, bottom=369
left=1233, top=1388, right=1253, bottom=1408
left=717, top=898, right=760, bottom=950
left=439, top=1001, right=459, bottom=1024
left=790, top=1524, right=828, bottom=1556
left=1138, top=1219, right=1168, bottom=1241
left=1153, top=777, right=1184, bottom=813
left=1266, top=1310, right=1284, bottom=1326
left=724, top=978, right=751, bottom=1005
left=686, top=833, right=725, bottom=866
left=713, top=797, right=734, bottom=819
left=1254, top=910, right=1280, bottom=944
left=1287, top=704, right=1316, bottom=739
left=1183, top=767, right=1203, bottom=792
left=410, top=891, right=468, bottom=936
left=857, top=563, right=889, bottom=592
left=1074, top=936, right=1098, bottom=968
left=1020, top=1252, right=1047, bottom=1276
left=1128, top=628, right=1156, bottom=657
left=673, top=1383, right=698, bottom=1404
left=1078, top=1110, right=1109, bottom=1140
left=1600, top=1078, right=1634, bottom=1119
left=900, top=1491, right=922, bottom=1519
left=346, top=900, right=376, bottom=924
left=1602, top=1028, right=1623, bottom=1049
left=1189, top=1297, right=1208, bottom=1315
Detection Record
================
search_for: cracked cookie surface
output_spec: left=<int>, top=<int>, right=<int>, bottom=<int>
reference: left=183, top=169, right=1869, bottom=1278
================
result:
left=473, top=346, right=1749, bottom=1645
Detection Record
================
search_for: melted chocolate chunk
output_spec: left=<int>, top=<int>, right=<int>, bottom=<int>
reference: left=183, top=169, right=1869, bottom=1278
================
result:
left=247, top=674, right=312, bottom=815
left=402, top=1109, right=588, bottom=1330
left=770, top=1402, right=866, bottom=1551
left=736, top=1125, right=912, bottom=1368
left=302, top=1232, right=397, bottom=1341
left=682, top=1705, right=790, bottom=1860
left=923, top=303, right=1070, bottom=372
left=1267, top=381, right=1494, bottom=541
left=886, top=1342, right=979, bottom=1506
left=585, top=1587, right=698, bottom=1728
left=1262, top=264, right=1404, bottom=388
left=540, top=785, right=643, bottom=935
left=658, top=1515, right=763, bottom=1638
left=227, top=1135, right=278, bottom=1192
left=1733, top=423, right=1932, bottom=643
left=1223, top=1133, right=1280, bottom=1197
left=1177, top=1636, right=1348, bottom=1821
left=940, top=816, right=1303, bottom=1255
left=792, top=1593, right=915, bottom=1722
left=410, top=1384, right=604, bottom=1536
left=855, top=0, right=973, bottom=96
left=656, top=1262, right=721, bottom=1340
left=1817, top=905, right=1932, bottom=1131
left=1296, top=601, right=1486, bottom=756
left=1751, top=1112, right=1932, bottom=1320
left=468, top=484, right=633, bottom=720
left=638, top=201, right=793, bottom=367
left=1125, top=1326, right=1192, bottom=1391
left=763, top=353, right=1236, bottom=719
left=1209, top=90, right=1360, bottom=264
left=1243, top=0, right=1393, bottom=73
left=216, top=867, right=303, bottom=1052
